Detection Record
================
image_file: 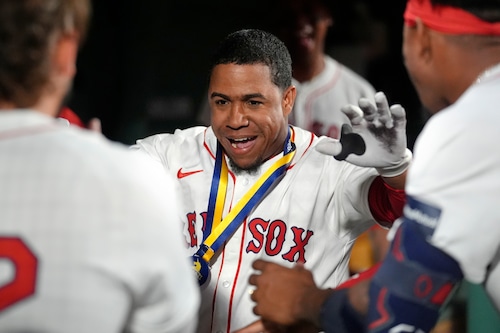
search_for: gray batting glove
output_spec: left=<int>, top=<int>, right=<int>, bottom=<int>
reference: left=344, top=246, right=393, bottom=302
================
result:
left=316, top=91, right=412, bottom=177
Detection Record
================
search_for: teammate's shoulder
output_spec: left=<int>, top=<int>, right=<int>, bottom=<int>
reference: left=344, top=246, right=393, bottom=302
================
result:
left=53, top=126, right=166, bottom=179
left=133, top=126, right=207, bottom=148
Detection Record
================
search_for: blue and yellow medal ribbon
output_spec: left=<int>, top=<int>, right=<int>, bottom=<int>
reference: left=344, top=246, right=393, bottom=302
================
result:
left=203, top=143, right=228, bottom=241
left=198, top=127, right=296, bottom=263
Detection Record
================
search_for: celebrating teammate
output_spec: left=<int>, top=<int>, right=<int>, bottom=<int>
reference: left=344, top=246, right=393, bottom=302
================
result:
left=269, top=0, right=376, bottom=139
left=0, top=1, right=199, bottom=332
left=235, top=0, right=500, bottom=332
left=131, top=28, right=412, bottom=332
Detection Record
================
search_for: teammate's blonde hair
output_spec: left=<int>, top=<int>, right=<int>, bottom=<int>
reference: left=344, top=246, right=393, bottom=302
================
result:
left=0, top=0, right=91, bottom=108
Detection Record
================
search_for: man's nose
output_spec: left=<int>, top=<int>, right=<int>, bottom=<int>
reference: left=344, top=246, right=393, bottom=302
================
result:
left=227, top=103, right=249, bottom=129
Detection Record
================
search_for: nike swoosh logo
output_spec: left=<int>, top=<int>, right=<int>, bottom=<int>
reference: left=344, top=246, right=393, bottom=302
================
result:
left=177, top=168, right=203, bottom=179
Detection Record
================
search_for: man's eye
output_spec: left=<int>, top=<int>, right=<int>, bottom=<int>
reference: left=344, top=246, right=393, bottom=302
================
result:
left=215, top=100, right=228, bottom=105
left=248, top=100, right=262, bottom=106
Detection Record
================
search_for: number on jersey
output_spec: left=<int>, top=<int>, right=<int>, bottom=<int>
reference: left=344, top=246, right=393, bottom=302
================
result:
left=0, top=237, right=38, bottom=311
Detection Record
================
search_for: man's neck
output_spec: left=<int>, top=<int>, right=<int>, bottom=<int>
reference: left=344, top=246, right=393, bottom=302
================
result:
left=0, top=101, right=16, bottom=111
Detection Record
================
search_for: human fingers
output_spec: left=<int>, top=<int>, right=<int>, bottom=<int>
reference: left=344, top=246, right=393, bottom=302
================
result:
left=232, top=320, right=266, bottom=333
left=294, top=261, right=305, bottom=269
left=250, top=259, right=297, bottom=287
left=252, top=258, right=273, bottom=271
left=373, top=91, right=393, bottom=128
left=87, top=117, right=102, bottom=133
left=249, top=272, right=259, bottom=288
left=341, top=104, right=364, bottom=125
left=389, top=104, right=406, bottom=129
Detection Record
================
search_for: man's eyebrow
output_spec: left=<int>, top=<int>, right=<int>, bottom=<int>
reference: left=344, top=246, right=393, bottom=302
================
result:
left=210, top=92, right=230, bottom=100
left=210, top=92, right=266, bottom=101
left=242, top=93, right=265, bottom=101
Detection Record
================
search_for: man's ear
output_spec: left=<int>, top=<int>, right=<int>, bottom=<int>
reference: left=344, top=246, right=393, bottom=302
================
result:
left=282, top=85, right=296, bottom=117
left=52, top=33, right=80, bottom=79
left=414, top=19, right=433, bottom=64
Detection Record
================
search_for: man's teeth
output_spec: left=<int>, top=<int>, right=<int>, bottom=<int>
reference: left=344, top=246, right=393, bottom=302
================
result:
left=231, top=138, right=250, bottom=148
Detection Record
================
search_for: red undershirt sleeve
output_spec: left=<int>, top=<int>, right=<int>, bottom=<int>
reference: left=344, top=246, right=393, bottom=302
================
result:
left=368, top=176, right=406, bottom=227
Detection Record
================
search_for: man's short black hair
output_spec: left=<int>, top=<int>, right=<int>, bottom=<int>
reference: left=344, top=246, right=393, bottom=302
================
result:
left=209, top=29, right=293, bottom=91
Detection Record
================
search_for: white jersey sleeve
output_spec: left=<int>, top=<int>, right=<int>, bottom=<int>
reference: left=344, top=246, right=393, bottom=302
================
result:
left=406, top=72, right=500, bottom=311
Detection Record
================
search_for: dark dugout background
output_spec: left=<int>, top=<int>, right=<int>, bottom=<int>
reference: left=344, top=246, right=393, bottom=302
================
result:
left=68, top=0, right=426, bottom=148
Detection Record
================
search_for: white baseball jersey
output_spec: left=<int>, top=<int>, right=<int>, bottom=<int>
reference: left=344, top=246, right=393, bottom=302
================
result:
left=132, top=125, right=380, bottom=332
left=289, top=55, right=376, bottom=138
left=405, top=64, right=500, bottom=311
left=0, top=110, right=200, bottom=333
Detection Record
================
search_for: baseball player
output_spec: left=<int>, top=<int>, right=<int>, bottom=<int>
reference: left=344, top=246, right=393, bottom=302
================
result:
left=234, top=0, right=500, bottom=332
left=131, top=28, right=412, bottom=332
left=270, top=0, right=376, bottom=139
left=0, top=1, right=199, bottom=332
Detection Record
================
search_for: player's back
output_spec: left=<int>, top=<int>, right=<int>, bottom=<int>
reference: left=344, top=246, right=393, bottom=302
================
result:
left=407, top=64, right=500, bottom=313
left=0, top=111, right=199, bottom=332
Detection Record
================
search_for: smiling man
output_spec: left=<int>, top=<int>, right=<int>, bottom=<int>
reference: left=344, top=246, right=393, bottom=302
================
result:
left=209, top=63, right=293, bottom=174
left=131, top=29, right=412, bottom=333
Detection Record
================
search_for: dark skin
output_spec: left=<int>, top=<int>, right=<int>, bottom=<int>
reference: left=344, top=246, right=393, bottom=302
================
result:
left=271, top=0, right=333, bottom=83
left=209, top=63, right=295, bottom=171
left=402, top=19, right=500, bottom=115
left=235, top=259, right=370, bottom=333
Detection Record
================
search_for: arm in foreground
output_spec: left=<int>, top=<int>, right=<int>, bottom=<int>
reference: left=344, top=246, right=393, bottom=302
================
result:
left=234, top=260, right=376, bottom=333
left=322, top=216, right=464, bottom=333
left=366, top=216, right=464, bottom=333
left=238, top=218, right=464, bottom=333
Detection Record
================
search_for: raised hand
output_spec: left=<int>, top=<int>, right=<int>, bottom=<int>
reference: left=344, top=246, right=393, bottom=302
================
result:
left=316, top=91, right=412, bottom=177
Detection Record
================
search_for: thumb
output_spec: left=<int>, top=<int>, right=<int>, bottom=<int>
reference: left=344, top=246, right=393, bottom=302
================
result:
left=315, top=137, right=342, bottom=156
left=87, top=117, right=102, bottom=133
